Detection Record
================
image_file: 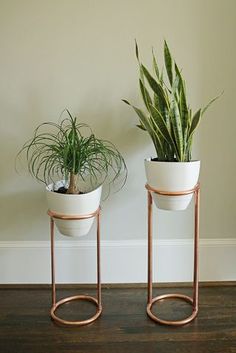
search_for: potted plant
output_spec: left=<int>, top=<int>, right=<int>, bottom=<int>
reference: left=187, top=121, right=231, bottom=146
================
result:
left=18, top=110, right=127, bottom=236
left=123, top=40, right=220, bottom=210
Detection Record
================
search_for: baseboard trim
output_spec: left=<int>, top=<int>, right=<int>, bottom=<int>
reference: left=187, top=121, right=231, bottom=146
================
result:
left=0, top=239, right=235, bottom=284
left=0, top=281, right=235, bottom=290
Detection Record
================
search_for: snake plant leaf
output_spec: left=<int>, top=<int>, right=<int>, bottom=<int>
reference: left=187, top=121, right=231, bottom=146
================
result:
left=202, top=91, right=223, bottom=115
left=179, top=86, right=188, bottom=129
left=135, top=40, right=146, bottom=84
left=152, top=48, right=160, bottom=79
left=136, top=124, right=146, bottom=131
left=135, top=39, right=140, bottom=62
left=164, top=40, right=173, bottom=86
left=123, top=100, right=165, bottom=157
left=123, top=40, right=221, bottom=162
left=139, top=79, right=152, bottom=111
left=175, top=63, right=187, bottom=112
left=188, top=108, right=201, bottom=138
left=149, top=104, right=174, bottom=147
left=170, top=99, right=183, bottom=161
left=122, top=99, right=153, bottom=135
left=152, top=133, right=165, bottom=160
left=141, top=64, right=168, bottom=111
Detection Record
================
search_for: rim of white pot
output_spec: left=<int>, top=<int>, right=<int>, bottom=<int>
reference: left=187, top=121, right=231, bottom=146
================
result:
left=46, top=181, right=102, bottom=196
left=145, top=157, right=200, bottom=164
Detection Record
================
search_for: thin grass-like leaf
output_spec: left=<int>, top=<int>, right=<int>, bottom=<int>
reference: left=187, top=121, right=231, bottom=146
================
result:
left=17, top=110, right=127, bottom=195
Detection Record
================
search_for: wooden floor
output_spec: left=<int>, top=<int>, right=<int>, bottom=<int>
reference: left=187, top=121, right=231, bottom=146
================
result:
left=0, top=285, right=236, bottom=353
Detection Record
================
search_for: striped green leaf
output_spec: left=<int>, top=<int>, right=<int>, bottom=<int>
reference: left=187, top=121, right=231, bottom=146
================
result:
left=141, top=64, right=168, bottom=111
left=123, top=40, right=221, bottom=162
left=188, top=109, right=201, bottom=138
left=170, top=99, right=183, bottom=160
left=202, top=92, right=223, bottom=115
left=164, top=40, right=173, bottom=86
left=152, top=48, right=160, bottom=79
left=122, top=100, right=153, bottom=136
left=149, top=104, right=174, bottom=148
left=139, top=79, right=152, bottom=111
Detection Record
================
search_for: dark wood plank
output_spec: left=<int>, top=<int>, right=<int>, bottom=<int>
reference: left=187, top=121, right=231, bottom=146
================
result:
left=0, top=286, right=236, bottom=353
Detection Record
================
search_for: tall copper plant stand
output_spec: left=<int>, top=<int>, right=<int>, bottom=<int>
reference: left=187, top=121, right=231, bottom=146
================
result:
left=146, top=183, right=200, bottom=326
left=48, top=207, right=102, bottom=326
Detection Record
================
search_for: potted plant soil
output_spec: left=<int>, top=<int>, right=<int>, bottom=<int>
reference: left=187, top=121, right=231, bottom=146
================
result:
left=123, top=41, right=220, bottom=210
left=18, top=110, right=127, bottom=236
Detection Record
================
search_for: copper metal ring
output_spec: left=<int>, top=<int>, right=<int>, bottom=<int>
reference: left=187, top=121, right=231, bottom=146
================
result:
left=145, top=183, right=200, bottom=196
left=49, top=209, right=102, bottom=327
left=47, top=207, right=100, bottom=220
left=51, top=294, right=102, bottom=326
left=146, top=183, right=200, bottom=326
left=147, top=293, right=198, bottom=326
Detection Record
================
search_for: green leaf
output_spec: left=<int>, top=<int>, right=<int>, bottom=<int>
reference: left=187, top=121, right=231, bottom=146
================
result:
left=170, top=99, right=183, bottom=160
left=136, top=124, right=146, bottom=131
left=17, top=110, right=127, bottom=195
left=202, top=91, right=223, bottom=115
left=122, top=99, right=131, bottom=106
left=188, top=108, right=201, bottom=138
left=123, top=100, right=165, bottom=157
left=179, top=85, right=188, bottom=131
left=173, top=65, right=190, bottom=158
left=135, top=39, right=140, bottom=62
left=149, top=104, right=174, bottom=147
left=139, top=79, right=152, bottom=111
left=141, top=64, right=168, bottom=110
left=123, top=100, right=152, bottom=133
left=164, top=40, right=173, bottom=86
left=152, top=48, right=159, bottom=79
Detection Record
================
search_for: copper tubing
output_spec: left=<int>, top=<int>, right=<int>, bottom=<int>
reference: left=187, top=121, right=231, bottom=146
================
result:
left=193, top=187, right=200, bottom=311
left=146, top=183, right=200, bottom=326
left=50, top=217, right=56, bottom=307
left=47, top=208, right=99, bottom=220
left=96, top=211, right=101, bottom=309
left=49, top=207, right=102, bottom=327
left=147, top=293, right=197, bottom=326
left=146, top=183, right=200, bottom=196
left=50, top=295, right=102, bottom=327
left=147, top=191, right=153, bottom=304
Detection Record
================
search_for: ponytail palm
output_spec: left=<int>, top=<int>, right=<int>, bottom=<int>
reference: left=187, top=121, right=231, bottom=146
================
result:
left=18, top=110, right=127, bottom=194
left=123, top=41, right=220, bottom=162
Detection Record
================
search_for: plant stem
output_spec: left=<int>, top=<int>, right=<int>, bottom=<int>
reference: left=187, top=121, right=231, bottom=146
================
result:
left=66, top=172, right=78, bottom=194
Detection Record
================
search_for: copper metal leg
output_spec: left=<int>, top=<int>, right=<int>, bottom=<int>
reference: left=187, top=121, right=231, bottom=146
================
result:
left=147, top=191, right=153, bottom=304
left=146, top=184, right=200, bottom=326
left=49, top=209, right=102, bottom=327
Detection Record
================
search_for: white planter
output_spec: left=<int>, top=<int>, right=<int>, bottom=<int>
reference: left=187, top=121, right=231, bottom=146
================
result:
left=145, top=159, right=200, bottom=211
left=46, top=182, right=102, bottom=237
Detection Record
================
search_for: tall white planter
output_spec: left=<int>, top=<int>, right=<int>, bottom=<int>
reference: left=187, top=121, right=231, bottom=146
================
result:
left=145, top=159, right=200, bottom=211
left=46, top=183, right=102, bottom=237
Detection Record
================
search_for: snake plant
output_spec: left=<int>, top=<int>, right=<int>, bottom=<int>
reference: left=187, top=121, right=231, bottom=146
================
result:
left=18, top=110, right=127, bottom=194
left=123, top=41, right=220, bottom=162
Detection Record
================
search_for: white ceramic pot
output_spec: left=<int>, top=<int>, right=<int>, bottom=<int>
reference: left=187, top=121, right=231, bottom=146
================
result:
left=46, top=182, right=102, bottom=237
left=145, top=159, right=200, bottom=211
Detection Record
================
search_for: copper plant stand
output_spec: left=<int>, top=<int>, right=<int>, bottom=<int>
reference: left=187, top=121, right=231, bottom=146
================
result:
left=146, top=183, right=200, bottom=326
left=48, top=207, right=102, bottom=326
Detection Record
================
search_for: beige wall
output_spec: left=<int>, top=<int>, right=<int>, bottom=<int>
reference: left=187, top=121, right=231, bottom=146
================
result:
left=0, top=0, right=235, bottom=241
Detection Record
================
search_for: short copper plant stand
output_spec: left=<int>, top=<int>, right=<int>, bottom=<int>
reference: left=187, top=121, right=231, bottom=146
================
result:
left=48, top=208, right=102, bottom=326
left=146, top=183, right=200, bottom=326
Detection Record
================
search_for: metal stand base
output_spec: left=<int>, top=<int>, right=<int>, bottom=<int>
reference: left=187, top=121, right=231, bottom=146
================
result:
left=48, top=208, right=102, bottom=327
left=146, top=183, right=200, bottom=326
